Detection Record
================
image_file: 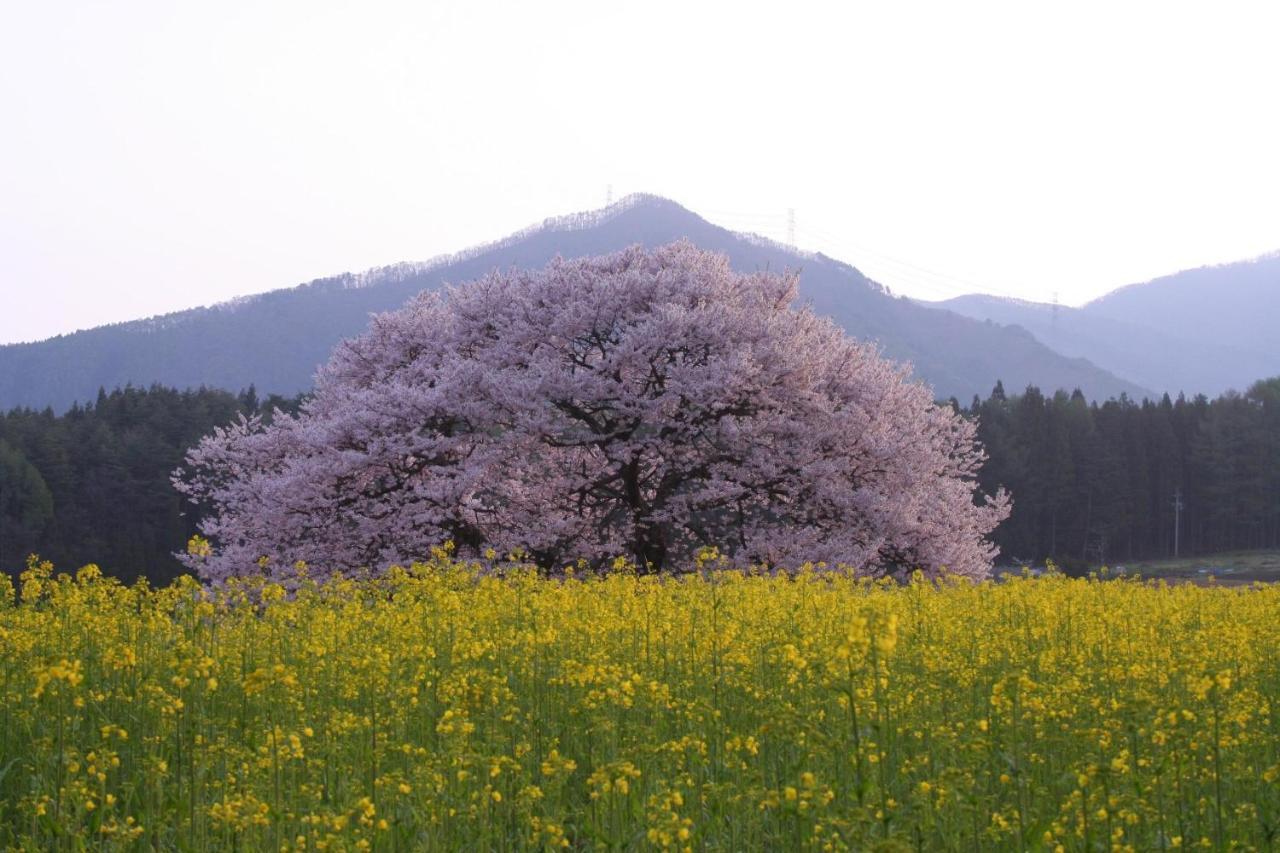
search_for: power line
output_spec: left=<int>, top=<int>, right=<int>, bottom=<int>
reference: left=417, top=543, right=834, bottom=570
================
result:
left=796, top=222, right=1025, bottom=301
left=693, top=206, right=1025, bottom=302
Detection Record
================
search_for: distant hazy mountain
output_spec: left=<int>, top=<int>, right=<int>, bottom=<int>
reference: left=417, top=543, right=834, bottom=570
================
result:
left=0, top=195, right=1146, bottom=411
left=933, top=252, right=1280, bottom=396
left=1086, top=254, right=1280, bottom=359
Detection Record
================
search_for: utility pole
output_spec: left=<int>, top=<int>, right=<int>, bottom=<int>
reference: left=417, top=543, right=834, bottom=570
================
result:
left=1172, top=488, right=1184, bottom=558
left=787, top=208, right=796, bottom=246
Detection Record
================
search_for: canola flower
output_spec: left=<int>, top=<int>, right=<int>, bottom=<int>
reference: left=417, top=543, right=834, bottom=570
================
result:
left=1, top=552, right=1278, bottom=851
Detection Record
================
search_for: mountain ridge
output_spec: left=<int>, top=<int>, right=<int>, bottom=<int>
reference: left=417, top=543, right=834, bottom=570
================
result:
left=1082, top=248, right=1280, bottom=311
left=0, top=195, right=1146, bottom=410
left=932, top=251, right=1280, bottom=396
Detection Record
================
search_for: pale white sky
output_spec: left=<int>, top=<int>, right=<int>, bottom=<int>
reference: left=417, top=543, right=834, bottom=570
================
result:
left=2, top=0, right=1278, bottom=344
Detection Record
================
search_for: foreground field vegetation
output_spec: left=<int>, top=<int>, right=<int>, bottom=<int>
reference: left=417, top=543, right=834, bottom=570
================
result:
left=1, top=554, right=1278, bottom=851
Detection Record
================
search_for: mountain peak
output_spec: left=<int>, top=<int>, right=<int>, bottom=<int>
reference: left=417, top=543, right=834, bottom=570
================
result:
left=322, top=194, right=710, bottom=293
left=0, top=197, right=1147, bottom=410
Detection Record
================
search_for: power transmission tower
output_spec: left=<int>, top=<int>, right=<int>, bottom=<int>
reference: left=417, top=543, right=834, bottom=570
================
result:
left=787, top=208, right=796, bottom=246
left=1172, top=488, right=1184, bottom=558
left=1052, top=291, right=1059, bottom=327
left=606, top=184, right=613, bottom=206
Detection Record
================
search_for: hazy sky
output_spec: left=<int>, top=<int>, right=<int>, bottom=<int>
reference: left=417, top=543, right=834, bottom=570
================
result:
left=2, top=1, right=1278, bottom=344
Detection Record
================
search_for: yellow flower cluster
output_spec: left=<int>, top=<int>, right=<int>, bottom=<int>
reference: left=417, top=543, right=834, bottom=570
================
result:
left=1, top=553, right=1277, bottom=850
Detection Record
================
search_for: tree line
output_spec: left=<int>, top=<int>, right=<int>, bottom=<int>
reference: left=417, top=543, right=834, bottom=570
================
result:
left=2, top=378, right=1278, bottom=582
left=967, top=377, right=1280, bottom=570
left=0, top=385, right=301, bottom=582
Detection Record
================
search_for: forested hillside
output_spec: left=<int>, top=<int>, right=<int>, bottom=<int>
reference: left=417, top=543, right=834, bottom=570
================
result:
left=3, top=379, right=1278, bottom=581
left=971, top=378, right=1280, bottom=567
left=0, top=385, right=301, bottom=581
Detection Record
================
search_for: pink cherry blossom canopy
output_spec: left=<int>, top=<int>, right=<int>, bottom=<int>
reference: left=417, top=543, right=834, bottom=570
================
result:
left=176, top=242, right=1008, bottom=581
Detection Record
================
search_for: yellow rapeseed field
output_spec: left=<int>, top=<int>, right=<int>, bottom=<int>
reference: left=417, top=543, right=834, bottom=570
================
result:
left=1, top=549, right=1277, bottom=851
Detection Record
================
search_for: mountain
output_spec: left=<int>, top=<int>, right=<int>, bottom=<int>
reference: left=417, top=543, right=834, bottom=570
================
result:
left=0, top=195, right=1147, bottom=411
left=933, top=252, right=1280, bottom=397
left=1085, top=253, right=1280, bottom=360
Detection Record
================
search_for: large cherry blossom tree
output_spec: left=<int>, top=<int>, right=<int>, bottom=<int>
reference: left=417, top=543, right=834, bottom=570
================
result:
left=176, top=242, right=1008, bottom=581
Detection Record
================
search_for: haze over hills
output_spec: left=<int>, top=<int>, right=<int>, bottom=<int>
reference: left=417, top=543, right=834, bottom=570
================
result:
left=933, top=252, right=1280, bottom=397
left=0, top=195, right=1148, bottom=411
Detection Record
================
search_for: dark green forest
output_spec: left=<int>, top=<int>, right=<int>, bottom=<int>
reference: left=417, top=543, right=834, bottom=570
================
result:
left=968, top=377, right=1280, bottom=569
left=2, top=380, right=1278, bottom=582
left=0, top=385, right=301, bottom=582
